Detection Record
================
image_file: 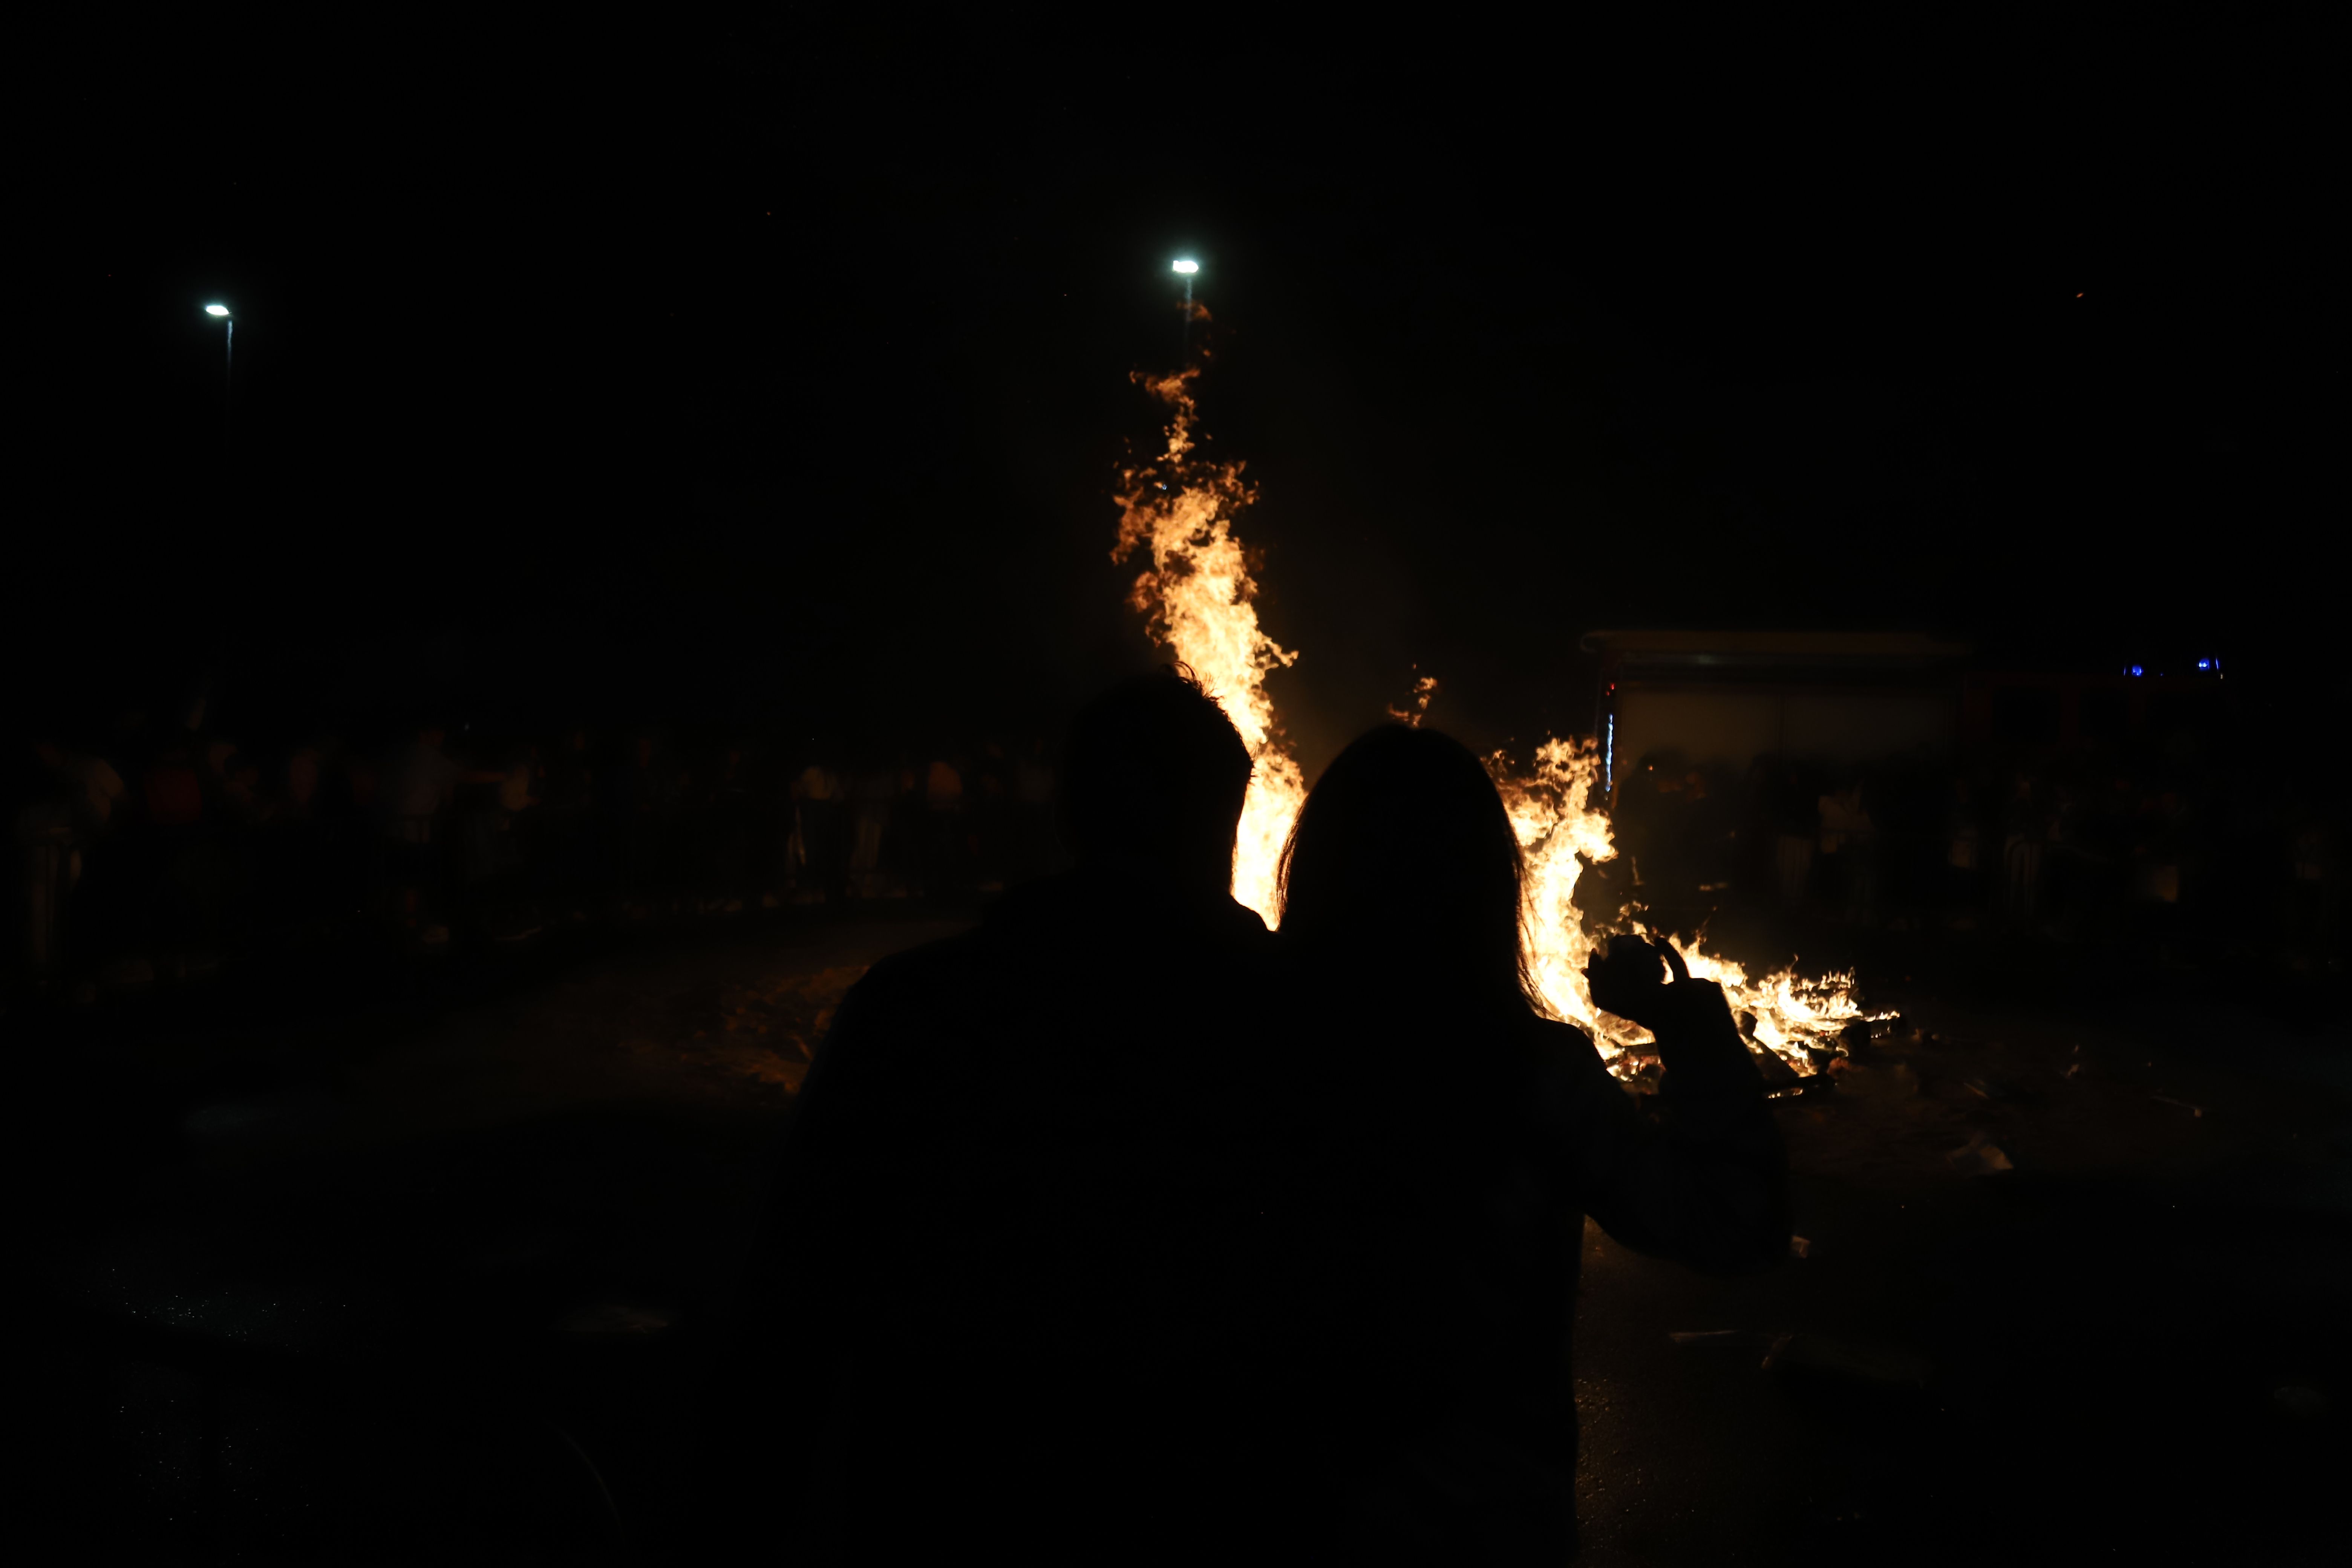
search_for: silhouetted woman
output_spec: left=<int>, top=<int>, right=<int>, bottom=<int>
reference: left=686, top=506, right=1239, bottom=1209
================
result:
left=1259, top=725, right=1789, bottom=1564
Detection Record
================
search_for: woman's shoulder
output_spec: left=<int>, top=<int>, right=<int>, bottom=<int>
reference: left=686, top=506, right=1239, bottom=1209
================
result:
left=1514, top=1013, right=1621, bottom=1086
left=1517, top=1011, right=1597, bottom=1052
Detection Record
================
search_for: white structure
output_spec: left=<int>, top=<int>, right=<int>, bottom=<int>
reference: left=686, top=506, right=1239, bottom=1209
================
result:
left=1580, top=630, right=1971, bottom=787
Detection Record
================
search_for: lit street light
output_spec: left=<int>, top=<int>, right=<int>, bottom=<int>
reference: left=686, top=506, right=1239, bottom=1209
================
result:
left=203, top=303, right=233, bottom=444
left=1172, top=259, right=1199, bottom=362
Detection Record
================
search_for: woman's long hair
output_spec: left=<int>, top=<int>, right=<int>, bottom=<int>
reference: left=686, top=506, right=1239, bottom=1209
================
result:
left=1277, top=725, right=1541, bottom=1020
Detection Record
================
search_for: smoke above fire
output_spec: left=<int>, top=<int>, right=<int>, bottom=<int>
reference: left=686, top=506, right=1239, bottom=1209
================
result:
left=1113, top=364, right=1883, bottom=1078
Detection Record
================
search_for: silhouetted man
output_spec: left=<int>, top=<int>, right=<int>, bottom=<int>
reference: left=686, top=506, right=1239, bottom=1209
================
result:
left=695, top=668, right=1276, bottom=1562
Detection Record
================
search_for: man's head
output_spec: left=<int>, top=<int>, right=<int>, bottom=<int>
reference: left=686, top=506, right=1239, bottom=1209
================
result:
left=1061, top=666, right=1252, bottom=894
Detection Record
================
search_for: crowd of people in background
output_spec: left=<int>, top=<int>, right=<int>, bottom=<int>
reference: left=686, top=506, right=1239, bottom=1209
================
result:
left=8, top=689, right=1068, bottom=1002
left=10, top=687, right=2343, bottom=1005
left=1606, top=738, right=2341, bottom=970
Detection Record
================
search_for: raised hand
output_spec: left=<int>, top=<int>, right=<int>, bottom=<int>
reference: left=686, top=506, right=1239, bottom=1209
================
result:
left=1583, top=932, right=1698, bottom=1034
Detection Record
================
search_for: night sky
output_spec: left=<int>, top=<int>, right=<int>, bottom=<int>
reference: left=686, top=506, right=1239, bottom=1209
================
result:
left=24, top=20, right=2334, bottom=772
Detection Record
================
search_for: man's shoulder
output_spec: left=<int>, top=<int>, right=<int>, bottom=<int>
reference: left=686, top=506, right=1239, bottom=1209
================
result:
left=838, top=927, right=994, bottom=1019
left=855, top=928, right=983, bottom=983
left=1521, top=1013, right=1613, bottom=1078
left=847, top=876, right=1277, bottom=980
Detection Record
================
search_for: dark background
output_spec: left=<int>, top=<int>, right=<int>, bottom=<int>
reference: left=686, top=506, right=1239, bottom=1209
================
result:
left=19, top=18, right=2338, bottom=775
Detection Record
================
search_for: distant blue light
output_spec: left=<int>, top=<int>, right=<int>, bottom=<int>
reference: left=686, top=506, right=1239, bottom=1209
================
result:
left=2197, top=658, right=2212, bottom=670
left=2129, top=666, right=2145, bottom=678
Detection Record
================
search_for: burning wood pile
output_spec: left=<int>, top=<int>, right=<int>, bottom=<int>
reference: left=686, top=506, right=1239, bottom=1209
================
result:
left=1115, top=368, right=1890, bottom=1087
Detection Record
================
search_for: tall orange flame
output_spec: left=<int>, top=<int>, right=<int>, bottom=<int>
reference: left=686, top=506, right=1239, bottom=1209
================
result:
left=1491, top=738, right=1886, bottom=1074
left=1113, top=368, right=1307, bottom=925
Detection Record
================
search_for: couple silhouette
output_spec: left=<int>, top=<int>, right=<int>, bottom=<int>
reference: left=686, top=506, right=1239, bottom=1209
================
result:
left=694, top=668, right=1788, bottom=1564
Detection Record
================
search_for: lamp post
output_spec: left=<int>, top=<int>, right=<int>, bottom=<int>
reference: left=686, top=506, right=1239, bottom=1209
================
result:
left=204, top=303, right=232, bottom=444
left=1172, top=259, right=1199, bottom=362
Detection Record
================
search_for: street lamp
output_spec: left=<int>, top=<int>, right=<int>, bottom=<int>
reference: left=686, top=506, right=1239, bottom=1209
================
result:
left=1172, top=259, right=1199, bottom=361
left=203, top=303, right=233, bottom=443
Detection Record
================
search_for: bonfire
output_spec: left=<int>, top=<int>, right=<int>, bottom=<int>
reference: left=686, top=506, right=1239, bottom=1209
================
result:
left=1114, top=366, right=1886, bottom=1080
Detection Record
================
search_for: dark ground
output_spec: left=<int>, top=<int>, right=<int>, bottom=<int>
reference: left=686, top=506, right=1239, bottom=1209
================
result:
left=14, top=903, right=2348, bottom=1565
